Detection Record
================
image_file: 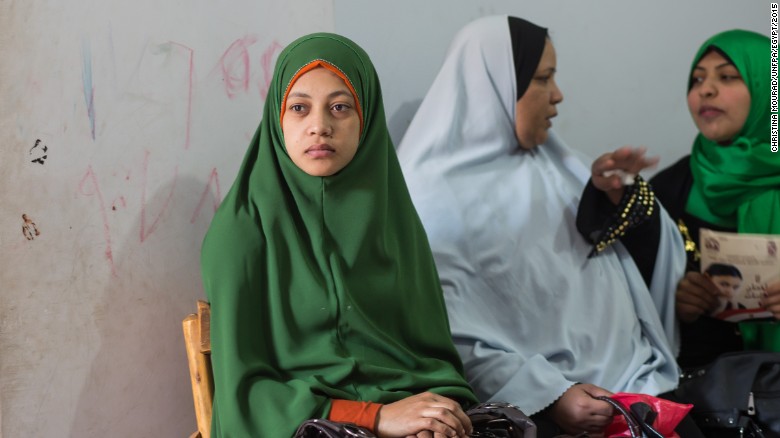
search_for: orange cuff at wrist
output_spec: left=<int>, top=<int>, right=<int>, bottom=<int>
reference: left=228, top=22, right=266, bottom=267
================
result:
left=328, top=399, right=383, bottom=432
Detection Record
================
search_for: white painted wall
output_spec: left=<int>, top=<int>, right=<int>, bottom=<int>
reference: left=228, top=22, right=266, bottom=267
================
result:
left=0, top=2, right=333, bottom=437
left=334, top=1, right=767, bottom=173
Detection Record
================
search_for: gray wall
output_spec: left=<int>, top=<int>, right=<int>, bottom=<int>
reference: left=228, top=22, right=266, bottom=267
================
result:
left=335, top=1, right=767, bottom=173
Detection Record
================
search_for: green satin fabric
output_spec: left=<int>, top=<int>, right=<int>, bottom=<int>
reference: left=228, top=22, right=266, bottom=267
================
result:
left=686, top=29, right=780, bottom=234
left=200, top=33, right=475, bottom=437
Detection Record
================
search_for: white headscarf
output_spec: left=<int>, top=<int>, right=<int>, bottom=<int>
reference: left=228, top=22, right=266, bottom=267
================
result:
left=397, top=15, right=685, bottom=414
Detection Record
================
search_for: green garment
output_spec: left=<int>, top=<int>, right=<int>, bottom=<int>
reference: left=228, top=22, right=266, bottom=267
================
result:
left=686, top=30, right=780, bottom=351
left=200, top=33, right=476, bottom=438
left=686, top=29, right=780, bottom=234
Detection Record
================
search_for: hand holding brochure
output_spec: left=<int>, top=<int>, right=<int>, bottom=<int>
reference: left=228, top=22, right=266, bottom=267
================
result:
left=699, top=228, right=780, bottom=322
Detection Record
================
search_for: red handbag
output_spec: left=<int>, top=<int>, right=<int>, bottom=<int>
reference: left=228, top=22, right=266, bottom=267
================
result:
left=599, top=393, right=692, bottom=438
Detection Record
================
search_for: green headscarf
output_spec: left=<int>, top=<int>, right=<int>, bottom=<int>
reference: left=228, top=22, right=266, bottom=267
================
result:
left=200, top=33, right=475, bottom=437
left=686, top=29, right=780, bottom=233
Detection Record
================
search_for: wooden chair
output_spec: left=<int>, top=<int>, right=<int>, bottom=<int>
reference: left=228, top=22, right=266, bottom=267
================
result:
left=183, top=300, right=214, bottom=438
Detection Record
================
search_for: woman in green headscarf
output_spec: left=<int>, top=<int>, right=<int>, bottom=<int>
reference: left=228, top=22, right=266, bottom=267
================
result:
left=651, top=29, right=780, bottom=369
left=200, top=33, right=476, bottom=437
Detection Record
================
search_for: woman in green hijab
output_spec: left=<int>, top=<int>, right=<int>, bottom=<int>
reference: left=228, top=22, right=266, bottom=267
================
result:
left=200, top=33, right=477, bottom=437
left=651, top=29, right=780, bottom=369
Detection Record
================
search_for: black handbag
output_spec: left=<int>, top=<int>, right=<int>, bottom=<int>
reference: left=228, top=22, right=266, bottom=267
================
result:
left=293, top=402, right=536, bottom=438
left=673, top=350, right=780, bottom=438
left=467, top=402, right=537, bottom=438
left=293, top=419, right=375, bottom=438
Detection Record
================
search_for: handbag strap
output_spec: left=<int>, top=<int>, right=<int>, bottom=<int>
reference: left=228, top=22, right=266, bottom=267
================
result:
left=629, top=403, right=664, bottom=438
left=594, top=396, right=642, bottom=438
left=466, top=402, right=536, bottom=438
left=293, top=419, right=376, bottom=438
left=593, top=396, right=664, bottom=438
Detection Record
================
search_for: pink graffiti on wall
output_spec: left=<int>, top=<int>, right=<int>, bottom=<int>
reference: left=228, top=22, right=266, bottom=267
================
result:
left=76, top=156, right=222, bottom=276
left=167, top=42, right=195, bottom=150
left=139, top=150, right=178, bottom=243
left=78, top=165, right=117, bottom=276
left=72, top=36, right=287, bottom=273
left=191, top=168, right=222, bottom=224
left=259, top=40, right=283, bottom=100
left=219, top=36, right=283, bottom=100
left=220, top=35, right=259, bottom=99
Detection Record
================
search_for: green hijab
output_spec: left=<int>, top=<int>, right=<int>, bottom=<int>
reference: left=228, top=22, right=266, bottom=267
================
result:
left=200, top=33, right=475, bottom=437
left=686, top=29, right=780, bottom=233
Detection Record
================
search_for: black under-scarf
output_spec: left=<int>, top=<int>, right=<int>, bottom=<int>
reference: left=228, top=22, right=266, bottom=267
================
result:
left=508, top=16, right=548, bottom=101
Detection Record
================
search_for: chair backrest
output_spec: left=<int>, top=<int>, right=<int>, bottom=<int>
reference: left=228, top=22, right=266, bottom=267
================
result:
left=183, top=300, right=213, bottom=438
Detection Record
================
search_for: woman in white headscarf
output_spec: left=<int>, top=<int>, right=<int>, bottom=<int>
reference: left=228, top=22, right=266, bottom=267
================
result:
left=397, top=15, right=698, bottom=437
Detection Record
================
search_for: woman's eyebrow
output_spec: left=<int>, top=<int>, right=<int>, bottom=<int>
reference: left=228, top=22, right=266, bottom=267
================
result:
left=714, top=62, right=737, bottom=70
left=287, top=90, right=352, bottom=99
left=693, top=62, right=735, bottom=71
left=328, top=90, right=353, bottom=99
left=288, top=91, right=311, bottom=98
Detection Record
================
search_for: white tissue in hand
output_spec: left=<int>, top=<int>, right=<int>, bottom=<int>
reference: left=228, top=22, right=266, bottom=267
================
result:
left=602, top=169, right=636, bottom=185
